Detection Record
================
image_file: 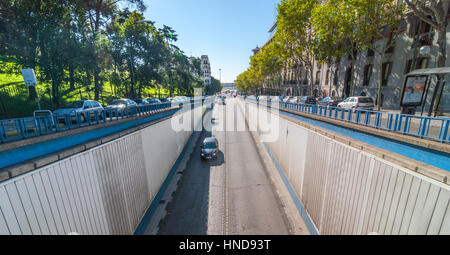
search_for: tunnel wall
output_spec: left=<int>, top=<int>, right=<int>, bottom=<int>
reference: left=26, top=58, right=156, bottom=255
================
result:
left=0, top=107, right=203, bottom=235
left=244, top=101, right=450, bottom=235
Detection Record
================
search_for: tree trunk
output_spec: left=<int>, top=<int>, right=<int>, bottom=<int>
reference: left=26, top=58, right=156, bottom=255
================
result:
left=69, top=66, right=75, bottom=90
left=94, top=70, right=100, bottom=100
left=309, top=65, right=314, bottom=96
left=0, top=92, right=8, bottom=118
left=350, top=52, right=357, bottom=97
left=428, top=23, right=447, bottom=116
left=376, top=53, right=383, bottom=111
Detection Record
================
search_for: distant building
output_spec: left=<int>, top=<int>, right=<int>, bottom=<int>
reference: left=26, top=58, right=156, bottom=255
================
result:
left=222, top=83, right=236, bottom=89
left=201, top=55, right=211, bottom=86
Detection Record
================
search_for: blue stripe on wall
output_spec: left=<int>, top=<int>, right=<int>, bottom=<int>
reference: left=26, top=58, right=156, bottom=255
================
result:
left=254, top=102, right=450, bottom=171
left=0, top=109, right=178, bottom=170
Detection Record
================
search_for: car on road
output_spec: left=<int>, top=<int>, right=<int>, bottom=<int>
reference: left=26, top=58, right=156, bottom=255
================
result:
left=318, top=97, right=341, bottom=107
left=200, top=137, right=219, bottom=160
left=288, top=96, right=302, bottom=103
left=282, top=96, right=292, bottom=103
left=132, top=98, right=150, bottom=107
left=104, top=99, right=137, bottom=116
left=53, top=100, right=104, bottom=123
left=337, top=96, right=374, bottom=111
left=147, top=98, right=162, bottom=104
left=299, top=96, right=317, bottom=104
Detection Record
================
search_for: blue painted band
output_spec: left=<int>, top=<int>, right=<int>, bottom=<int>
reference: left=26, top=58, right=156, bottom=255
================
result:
left=0, top=109, right=178, bottom=170
left=251, top=101, right=450, bottom=172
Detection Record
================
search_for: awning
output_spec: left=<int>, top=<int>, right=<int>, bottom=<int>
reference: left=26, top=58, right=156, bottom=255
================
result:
left=406, top=67, right=450, bottom=76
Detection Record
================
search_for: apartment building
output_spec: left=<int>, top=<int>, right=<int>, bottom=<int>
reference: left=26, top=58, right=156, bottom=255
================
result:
left=259, top=4, right=450, bottom=114
left=201, top=55, right=211, bottom=86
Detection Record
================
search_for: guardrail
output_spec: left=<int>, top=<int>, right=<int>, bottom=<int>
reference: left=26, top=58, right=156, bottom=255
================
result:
left=246, top=97, right=450, bottom=143
left=0, top=98, right=210, bottom=144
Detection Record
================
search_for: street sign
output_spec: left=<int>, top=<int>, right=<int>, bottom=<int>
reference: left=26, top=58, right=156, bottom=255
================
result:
left=21, top=68, right=38, bottom=86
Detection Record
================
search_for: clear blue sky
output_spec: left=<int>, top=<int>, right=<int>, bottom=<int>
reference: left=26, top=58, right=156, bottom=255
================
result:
left=143, top=0, right=280, bottom=83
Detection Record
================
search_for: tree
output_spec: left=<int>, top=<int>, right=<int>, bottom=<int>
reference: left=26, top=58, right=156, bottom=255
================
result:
left=354, top=0, right=404, bottom=110
left=206, top=77, right=222, bottom=95
left=312, top=0, right=364, bottom=97
left=276, top=0, right=319, bottom=96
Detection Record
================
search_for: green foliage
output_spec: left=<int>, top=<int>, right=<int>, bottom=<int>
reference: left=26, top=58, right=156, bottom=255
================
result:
left=206, top=77, right=222, bottom=95
left=0, top=0, right=203, bottom=118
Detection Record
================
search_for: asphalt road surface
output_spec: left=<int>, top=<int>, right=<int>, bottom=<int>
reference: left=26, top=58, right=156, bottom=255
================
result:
left=156, top=97, right=289, bottom=235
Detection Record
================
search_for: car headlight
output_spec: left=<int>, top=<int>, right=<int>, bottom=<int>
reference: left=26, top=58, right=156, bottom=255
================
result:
left=201, top=153, right=205, bottom=156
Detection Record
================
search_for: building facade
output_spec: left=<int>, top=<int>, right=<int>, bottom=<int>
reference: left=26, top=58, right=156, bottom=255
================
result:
left=201, top=55, right=211, bottom=86
left=258, top=5, right=450, bottom=115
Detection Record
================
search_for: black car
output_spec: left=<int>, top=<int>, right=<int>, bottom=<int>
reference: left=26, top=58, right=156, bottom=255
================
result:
left=200, top=137, right=219, bottom=160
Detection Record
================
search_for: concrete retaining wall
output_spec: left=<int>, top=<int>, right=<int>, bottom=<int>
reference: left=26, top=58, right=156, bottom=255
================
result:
left=0, top=107, right=202, bottom=235
left=244, top=101, right=450, bottom=235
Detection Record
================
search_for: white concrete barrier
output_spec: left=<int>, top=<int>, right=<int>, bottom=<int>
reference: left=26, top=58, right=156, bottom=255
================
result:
left=0, top=107, right=203, bottom=235
left=244, top=101, right=450, bottom=235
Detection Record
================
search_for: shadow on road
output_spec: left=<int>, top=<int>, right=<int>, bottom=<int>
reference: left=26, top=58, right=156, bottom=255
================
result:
left=157, top=129, right=223, bottom=235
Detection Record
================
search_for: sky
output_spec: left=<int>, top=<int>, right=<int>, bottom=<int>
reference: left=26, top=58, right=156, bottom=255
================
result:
left=142, top=0, right=280, bottom=83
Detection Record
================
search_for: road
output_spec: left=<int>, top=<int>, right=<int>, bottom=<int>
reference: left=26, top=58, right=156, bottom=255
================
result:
left=156, top=97, right=290, bottom=235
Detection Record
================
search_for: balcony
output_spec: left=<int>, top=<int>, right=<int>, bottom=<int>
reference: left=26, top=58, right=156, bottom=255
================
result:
left=413, top=32, right=434, bottom=48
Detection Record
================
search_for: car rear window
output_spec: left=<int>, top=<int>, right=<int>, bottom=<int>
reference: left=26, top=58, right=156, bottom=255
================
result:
left=358, top=97, right=373, bottom=103
left=203, top=142, right=216, bottom=149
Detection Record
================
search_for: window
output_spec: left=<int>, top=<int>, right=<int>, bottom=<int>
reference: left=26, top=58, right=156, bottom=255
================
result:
left=367, top=48, right=374, bottom=57
left=325, top=69, right=330, bottom=85
left=382, top=62, right=392, bottom=86
left=363, top=65, right=372, bottom=86
left=333, top=68, right=339, bottom=86
left=415, top=57, right=429, bottom=69
left=315, top=71, right=321, bottom=85
left=385, top=34, right=395, bottom=54
left=405, top=59, right=413, bottom=74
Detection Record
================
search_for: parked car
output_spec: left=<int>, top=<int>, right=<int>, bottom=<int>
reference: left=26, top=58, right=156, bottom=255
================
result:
left=337, top=96, right=374, bottom=111
left=288, top=96, right=301, bottom=103
left=53, top=100, right=104, bottom=123
left=159, top=98, right=170, bottom=103
left=282, top=96, right=292, bottom=103
left=200, top=137, right=219, bottom=160
left=147, top=98, right=162, bottom=104
left=104, top=99, right=137, bottom=116
left=132, top=98, right=150, bottom=107
left=299, top=96, right=317, bottom=104
left=318, top=97, right=340, bottom=107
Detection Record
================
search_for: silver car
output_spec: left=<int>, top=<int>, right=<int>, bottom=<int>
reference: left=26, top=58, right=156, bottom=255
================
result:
left=53, top=100, right=104, bottom=123
left=337, top=96, right=374, bottom=111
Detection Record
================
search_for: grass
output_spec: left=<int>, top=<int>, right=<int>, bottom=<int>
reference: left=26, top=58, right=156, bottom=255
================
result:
left=0, top=71, right=183, bottom=119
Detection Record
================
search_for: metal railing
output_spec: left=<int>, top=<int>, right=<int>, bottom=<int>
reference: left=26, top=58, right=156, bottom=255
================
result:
left=0, top=98, right=210, bottom=144
left=247, top=98, right=450, bottom=143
